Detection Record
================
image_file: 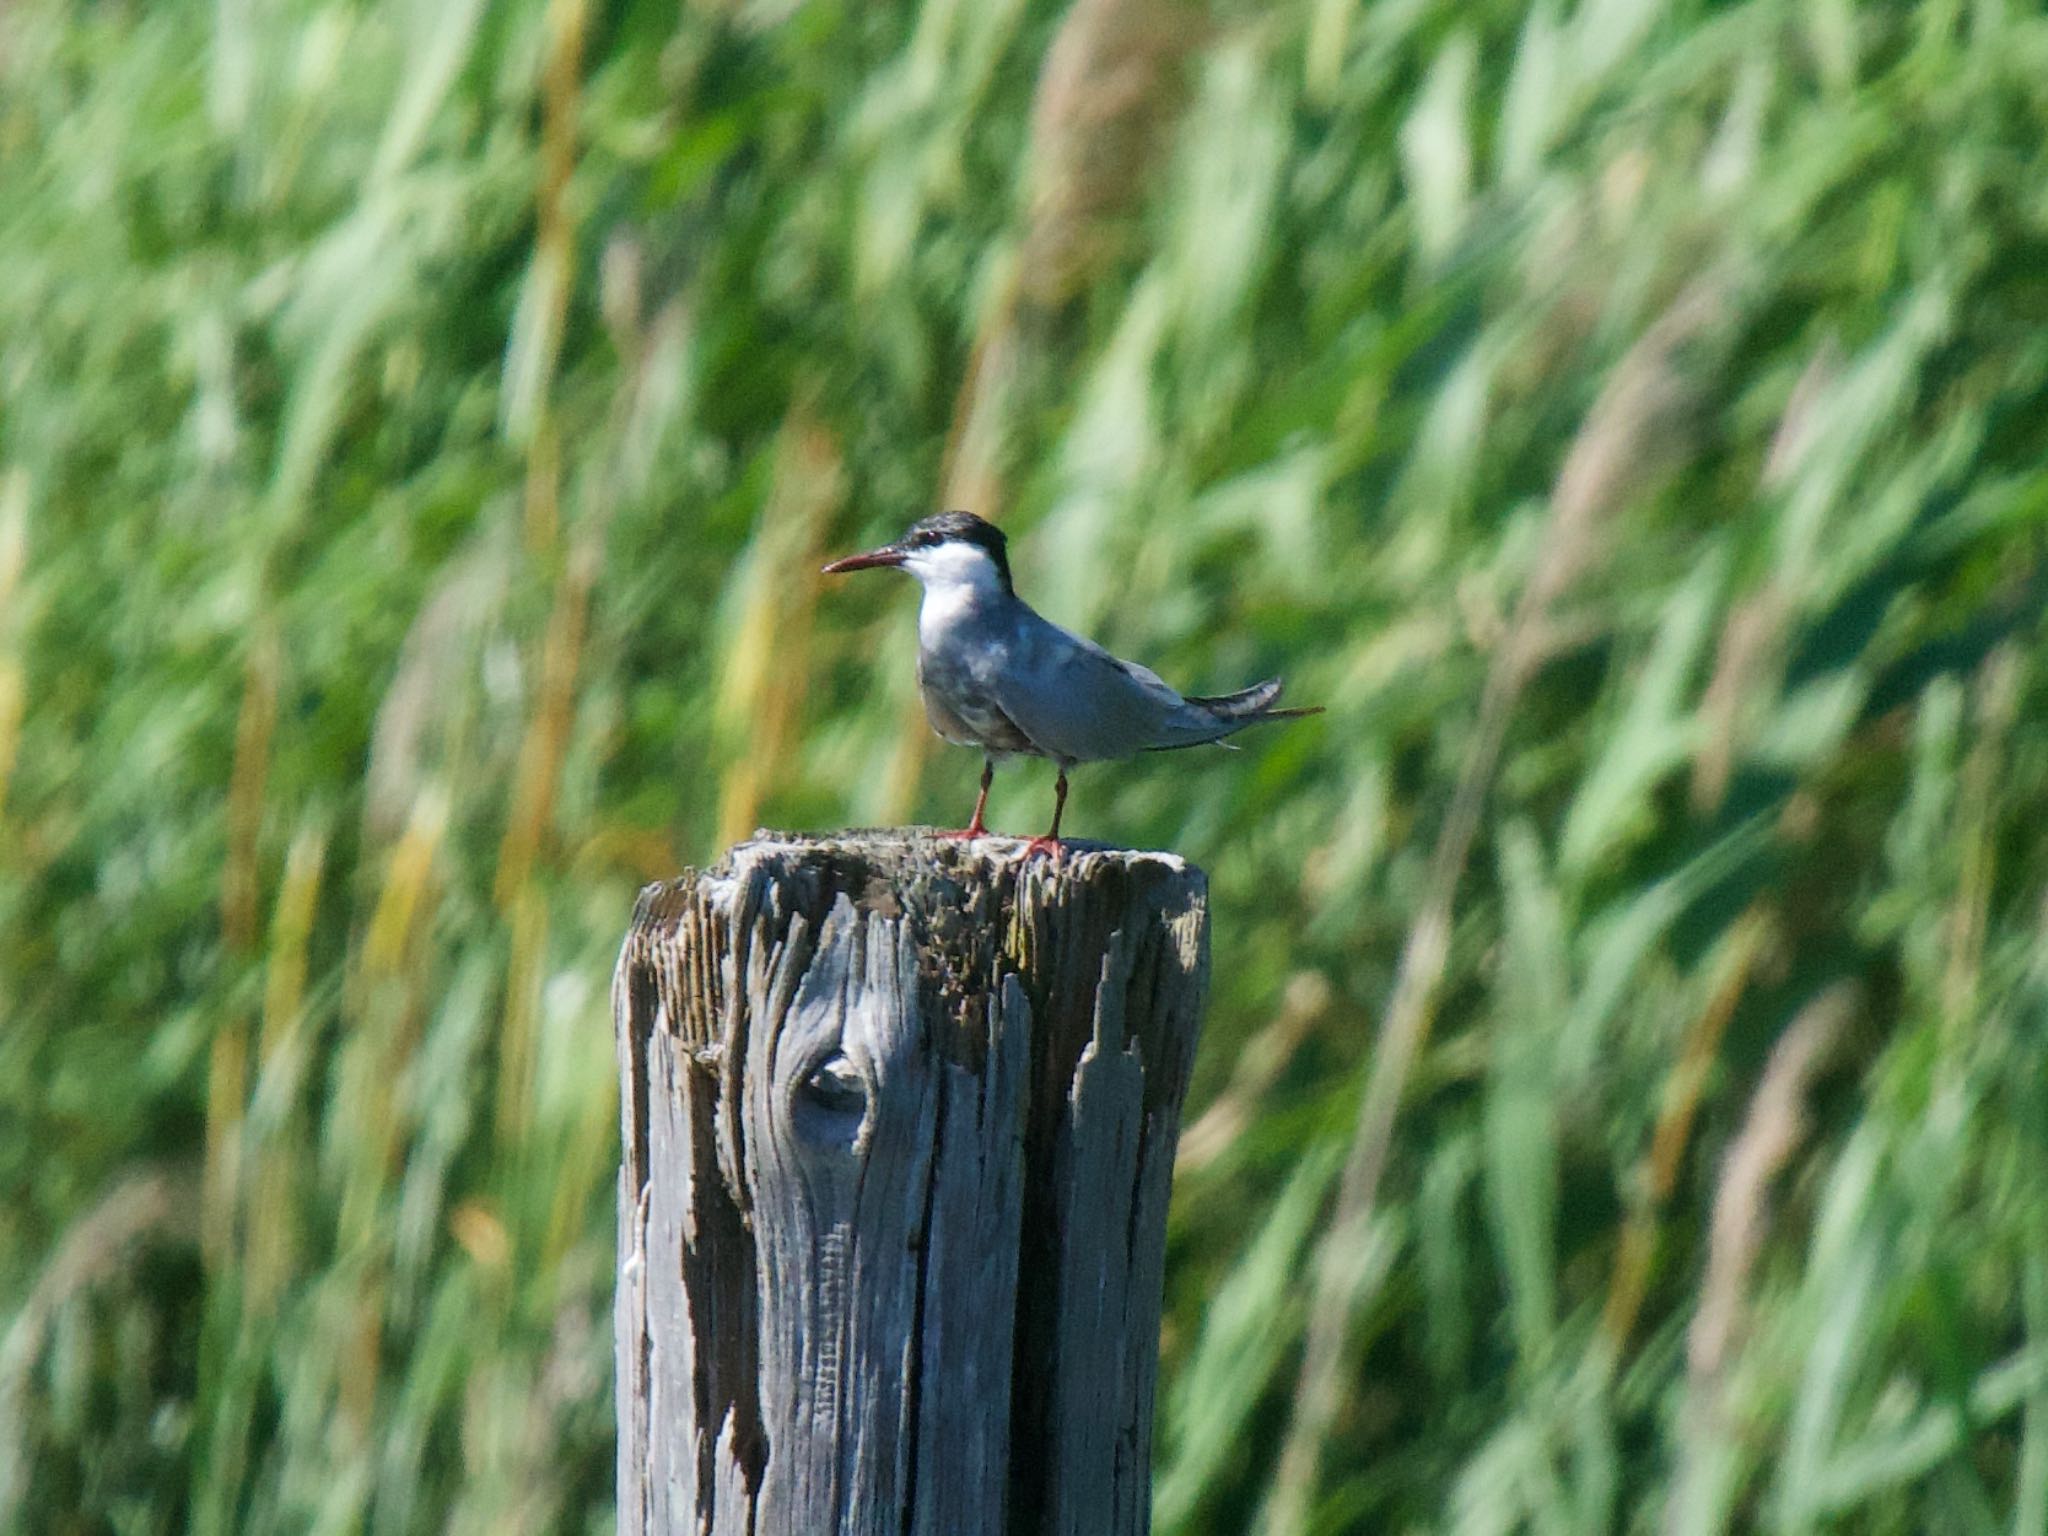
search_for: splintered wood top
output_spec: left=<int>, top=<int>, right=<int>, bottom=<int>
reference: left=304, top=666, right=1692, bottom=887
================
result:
left=623, top=829, right=1208, bottom=1053
left=696, top=826, right=1199, bottom=896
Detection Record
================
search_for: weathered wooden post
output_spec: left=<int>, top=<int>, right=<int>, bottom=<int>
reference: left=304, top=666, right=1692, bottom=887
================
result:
left=612, top=830, right=1208, bottom=1535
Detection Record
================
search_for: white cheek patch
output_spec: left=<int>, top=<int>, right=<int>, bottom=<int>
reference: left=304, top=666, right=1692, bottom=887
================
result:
left=907, top=541, right=1002, bottom=592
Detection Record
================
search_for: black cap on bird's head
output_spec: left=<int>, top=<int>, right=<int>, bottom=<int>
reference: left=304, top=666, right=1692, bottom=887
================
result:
left=821, top=509, right=1012, bottom=594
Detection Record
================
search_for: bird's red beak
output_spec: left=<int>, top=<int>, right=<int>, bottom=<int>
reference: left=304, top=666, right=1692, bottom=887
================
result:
left=820, top=544, right=907, bottom=574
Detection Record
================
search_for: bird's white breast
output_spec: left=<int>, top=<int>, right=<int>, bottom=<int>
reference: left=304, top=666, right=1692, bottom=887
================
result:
left=917, top=579, right=985, bottom=649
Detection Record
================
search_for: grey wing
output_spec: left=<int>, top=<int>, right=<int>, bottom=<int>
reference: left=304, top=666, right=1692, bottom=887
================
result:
left=988, top=614, right=1200, bottom=762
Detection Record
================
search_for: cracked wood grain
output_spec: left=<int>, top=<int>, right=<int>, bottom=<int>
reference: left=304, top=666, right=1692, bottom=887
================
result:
left=613, top=831, right=1208, bottom=1536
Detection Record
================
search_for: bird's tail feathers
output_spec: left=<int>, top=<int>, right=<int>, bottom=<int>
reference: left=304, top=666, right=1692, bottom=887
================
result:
left=1184, top=677, right=1324, bottom=722
left=1186, top=677, right=1276, bottom=717
left=1147, top=677, right=1323, bottom=750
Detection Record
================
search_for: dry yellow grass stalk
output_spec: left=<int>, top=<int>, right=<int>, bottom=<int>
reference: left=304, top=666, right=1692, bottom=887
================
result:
left=715, top=393, right=844, bottom=846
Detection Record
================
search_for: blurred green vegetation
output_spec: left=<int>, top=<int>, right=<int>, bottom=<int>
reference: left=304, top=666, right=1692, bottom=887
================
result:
left=5, top=0, right=2048, bottom=1530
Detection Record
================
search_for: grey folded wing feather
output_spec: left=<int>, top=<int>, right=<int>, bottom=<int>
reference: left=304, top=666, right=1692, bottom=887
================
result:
left=992, top=615, right=1230, bottom=762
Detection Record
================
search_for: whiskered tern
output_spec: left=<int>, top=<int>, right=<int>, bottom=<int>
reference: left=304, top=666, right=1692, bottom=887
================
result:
left=822, top=511, right=1318, bottom=857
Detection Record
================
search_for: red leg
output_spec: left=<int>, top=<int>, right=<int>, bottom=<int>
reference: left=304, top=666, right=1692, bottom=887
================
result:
left=1022, top=766, right=1068, bottom=861
left=939, top=759, right=994, bottom=840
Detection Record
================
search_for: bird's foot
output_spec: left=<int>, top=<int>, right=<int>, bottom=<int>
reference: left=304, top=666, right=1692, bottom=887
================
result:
left=1019, top=835, right=1065, bottom=863
left=937, top=821, right=989, bottom=841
